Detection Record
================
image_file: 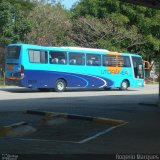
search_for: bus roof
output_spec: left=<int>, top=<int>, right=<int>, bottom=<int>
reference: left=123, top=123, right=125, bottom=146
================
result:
left=8, top=43, right=141, bottom=57
left=8, top=44, right=109, bottom=54
left=60, top=47, right=109, bottom=52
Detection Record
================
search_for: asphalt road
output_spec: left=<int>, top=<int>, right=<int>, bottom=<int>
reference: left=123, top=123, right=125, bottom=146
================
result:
left=0, top=84, right=159, bottom=159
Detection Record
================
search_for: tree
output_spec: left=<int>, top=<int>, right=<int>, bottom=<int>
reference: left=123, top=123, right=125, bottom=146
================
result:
left=0, top=0, right=32, bottom=72
left=72, top=0, right=160, bottom=61
left=25, top=4, right=72, bottom=46
left=68, top=16, right=143, bottom=52
left=0, top=1, right=31, bottom=46
left=0, top=0, right=35, bottom=15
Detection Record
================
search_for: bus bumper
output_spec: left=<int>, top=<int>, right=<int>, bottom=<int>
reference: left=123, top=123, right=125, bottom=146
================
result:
left=5, top=78, right=22, bottom=86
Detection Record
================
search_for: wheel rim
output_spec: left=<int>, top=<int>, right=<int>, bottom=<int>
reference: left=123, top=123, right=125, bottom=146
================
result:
left=122, top=81, right=127, bottom=89
left=57, top=82, right=64, bottom=91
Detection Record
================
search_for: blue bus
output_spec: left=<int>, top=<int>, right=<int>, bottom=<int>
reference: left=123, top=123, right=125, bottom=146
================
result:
left=5, top=43, right=144, bottom=92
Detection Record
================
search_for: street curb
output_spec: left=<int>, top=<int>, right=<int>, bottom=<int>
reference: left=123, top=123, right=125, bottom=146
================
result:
left=0, top=122, right=28, bottom=137
left=26, top=110, right=128, bottom=126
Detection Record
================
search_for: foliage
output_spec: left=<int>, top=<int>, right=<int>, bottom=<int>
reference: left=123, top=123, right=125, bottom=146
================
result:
left=0, top=0, right=35, bottom=15
left=69, top=16, right=143, bottom=52
left=25, top=4, right=73, bottom=46
left=72, top=0, right=160, bottom=61
left=0, top=0, right=32, bottom=47
left=0, top=0, right=33, bottom=72
left=0, top=0, right=160, bottom=66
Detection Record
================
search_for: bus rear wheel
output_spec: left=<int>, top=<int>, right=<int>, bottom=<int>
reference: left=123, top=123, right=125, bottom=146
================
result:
left=119, top=80, right=129, bottom=91
left=55, top=79, right=66, bottom=92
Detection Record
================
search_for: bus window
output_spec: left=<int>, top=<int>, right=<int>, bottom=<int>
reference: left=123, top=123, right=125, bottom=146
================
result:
left=49, top=51, right=67, bottom=64
left=69, top=53, right=85, bottom=65
left=103, top=55, right=131, bottom=67
left=122, top=56, right=131, bottom=67
left=117, top=56, right=124, bottom=67
left=28, top=50, right=48, bottom=63
left=86, top=54, right=101, bottom=66
left=7, top=46, right=21, bottom=59
left=103, top=55, right=116, bottom=66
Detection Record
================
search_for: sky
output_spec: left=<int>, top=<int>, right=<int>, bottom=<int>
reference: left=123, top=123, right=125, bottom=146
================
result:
left=61, top=0, right=79, bottom=9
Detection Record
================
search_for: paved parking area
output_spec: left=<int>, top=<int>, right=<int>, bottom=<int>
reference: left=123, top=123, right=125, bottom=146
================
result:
left=0, top=84, right=159, bottom=159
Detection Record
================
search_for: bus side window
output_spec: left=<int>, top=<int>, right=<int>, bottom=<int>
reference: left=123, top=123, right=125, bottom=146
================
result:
left=103, top=56, right=108, bottom=66
left=49, top=51, right=67, bottom=65
left=40, top=51, right=48, bottom=63
left=70, top=59, right=76, bottom=65
left=117, top=57, right=124, bottom=67
left=103, top=55, right=116, bottom=66
left=28, top=50, right=48, bottom=64
left=86, top=54, right=101, bottom=66
left=69, top=52, right=85, bottom=65
left=103, top=55, right=131, bottom=67
left=87, top=60, right=93, bottom=65
left=51, top=58, right=58, bottom=64
left=59, top=59, right=66, bottom=64
left=123, top=56, right=131, bottom=67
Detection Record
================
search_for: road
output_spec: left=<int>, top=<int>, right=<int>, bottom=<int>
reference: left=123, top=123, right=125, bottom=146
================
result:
left=0, top=84, right=158, bottom=111
left=0, top=84, right=159, bottom=159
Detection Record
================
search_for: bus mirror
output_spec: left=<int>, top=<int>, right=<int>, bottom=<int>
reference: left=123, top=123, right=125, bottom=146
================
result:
left=143, top=61, right=150, bottom=70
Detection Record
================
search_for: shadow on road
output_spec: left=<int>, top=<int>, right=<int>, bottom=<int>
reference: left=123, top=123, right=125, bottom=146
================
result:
left=0, top=92, right=160, bottom=154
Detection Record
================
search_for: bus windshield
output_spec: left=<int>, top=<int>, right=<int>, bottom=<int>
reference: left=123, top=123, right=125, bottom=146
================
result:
left=6, top=46, right=21, bottom=59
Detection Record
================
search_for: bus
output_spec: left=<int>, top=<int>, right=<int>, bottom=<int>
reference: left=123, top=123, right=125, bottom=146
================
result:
left=5, top=43, right=145, bottom=92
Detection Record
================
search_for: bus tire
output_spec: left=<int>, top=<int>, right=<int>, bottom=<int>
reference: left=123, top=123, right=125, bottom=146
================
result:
left=55, top=79, right=66, bottom=92
left=119, top=80, right=129, bottom=91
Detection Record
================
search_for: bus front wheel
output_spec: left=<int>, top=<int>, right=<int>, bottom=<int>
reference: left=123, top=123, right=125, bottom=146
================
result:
left=55, top=79, right=66, bottom=92
left=119, top=80, right=129, bottom=91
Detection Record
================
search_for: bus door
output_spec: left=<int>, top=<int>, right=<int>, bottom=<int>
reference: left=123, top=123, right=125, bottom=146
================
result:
left=5, top=46, right=24, bottom=81
left=132, top=56, right=144, bottom=79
